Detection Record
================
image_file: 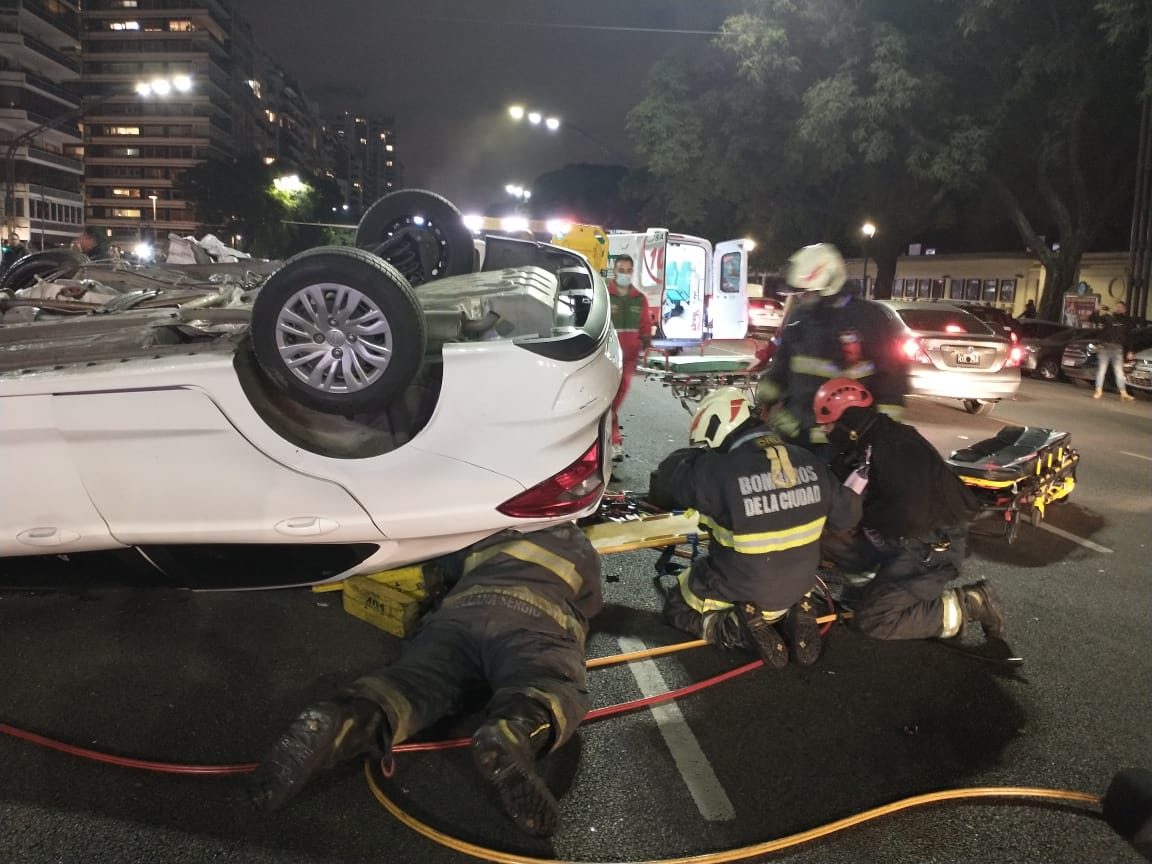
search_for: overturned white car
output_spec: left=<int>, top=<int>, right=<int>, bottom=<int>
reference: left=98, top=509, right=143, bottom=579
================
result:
left=0, top=190, right=621, bottom=588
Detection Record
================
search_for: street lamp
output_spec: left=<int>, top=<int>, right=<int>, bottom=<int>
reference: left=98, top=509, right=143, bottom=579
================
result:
left=3, top=75, right=194, bottom=234
left=505, top=183, right=531, bottom=203
left=505, top=105, right=629, bottom=162
left=148, top=193, right=158, bottom=222
left=861, top=221, right=876, bottom=295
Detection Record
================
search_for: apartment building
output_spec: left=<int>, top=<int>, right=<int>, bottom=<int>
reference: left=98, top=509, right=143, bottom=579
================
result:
left=329, top=111, right=400, bottom=218
left=0, top=0, right=84, bottom=250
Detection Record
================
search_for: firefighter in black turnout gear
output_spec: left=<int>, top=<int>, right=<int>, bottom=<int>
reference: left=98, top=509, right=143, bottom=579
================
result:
left=249, top=522, right=603, bottom=838
left=813, top=379, right=1008, bottom=642
left=649, top=386, right=863, bottom=668
left=756, top=243, right=908, bottom=452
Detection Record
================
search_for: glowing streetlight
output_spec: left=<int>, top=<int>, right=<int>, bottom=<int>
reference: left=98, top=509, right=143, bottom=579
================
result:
left=861, top=221, right=877, bottom=293
left=4, top=75, right=194, bottom=234
left=273, top=174, right=305, bottom=194
left=508, top=105, right=525, bottom=121
left=147, top=193, right=158, bottom=222
left=505, top=183, right=531, bottom=202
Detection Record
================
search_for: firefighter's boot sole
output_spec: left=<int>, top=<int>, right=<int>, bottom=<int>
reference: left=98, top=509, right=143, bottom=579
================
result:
left=249, top=699, right=385, bottom=813
left=472, top=723, right=560, bottom=838
left=781, top=602, right=822, bottom=666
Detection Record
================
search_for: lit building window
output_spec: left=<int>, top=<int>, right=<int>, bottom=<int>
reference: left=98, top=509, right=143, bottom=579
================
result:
left=112, top=209, right=143, bottom=218
left=110, top=127, right=141, bottom=136
left=385, top=144, right=394, bottom=152
left=110, top=20, right=141, bottom=30
left=168, top=20, right=194, bottom=31
left=114, top=1, right=139, bottom=6
left=263, top=156, right=275, bottom=165
left=112, top=188, right=140, bottom=197
left=247, top=79, right=262, bottom=99
left=385, top=161, right=393, bottom=167
left=266, top=110, right=276, bottom=123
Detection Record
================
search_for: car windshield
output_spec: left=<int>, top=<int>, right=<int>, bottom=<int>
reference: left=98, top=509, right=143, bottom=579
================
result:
left=897, top=308, right=995, bottom=336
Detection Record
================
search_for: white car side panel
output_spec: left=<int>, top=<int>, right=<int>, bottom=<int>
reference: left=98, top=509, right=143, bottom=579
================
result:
left=53, top=388, right=385, bottom=545
left=0, top=395, right=125, bottom=555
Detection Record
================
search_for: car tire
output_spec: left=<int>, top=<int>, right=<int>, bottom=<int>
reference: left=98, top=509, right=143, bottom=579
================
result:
left=250, top=246, right=426, bottom=416
left=962, top=399, right=997, bottom=415
left=1035, top=359, right=1060, bottom=381
left=355, top=189, right=474, bottom=287
left=0, top=248, right=90, bottom=294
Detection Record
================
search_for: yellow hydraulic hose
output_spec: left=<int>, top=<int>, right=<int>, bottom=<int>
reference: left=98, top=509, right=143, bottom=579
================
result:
left=364, top=762, right=1101, bottom=864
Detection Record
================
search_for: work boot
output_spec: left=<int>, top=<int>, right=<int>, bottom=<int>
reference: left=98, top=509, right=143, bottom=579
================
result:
left=1094, top=388, right=1103, bottom=399
left=779, top=596, right=822, bottom=666
left=1120, top=392, right=1135, bottom=402
left=249, top=695, right=389, bottom=812
left=472, top=699, right=560, bottom=837
left=960, top=580, right=1007, bottom=641
left=737, top=602, right=789, bottom=670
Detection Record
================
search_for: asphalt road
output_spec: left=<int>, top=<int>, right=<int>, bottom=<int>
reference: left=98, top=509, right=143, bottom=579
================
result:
left=1, top=375, right=1149, bottom=864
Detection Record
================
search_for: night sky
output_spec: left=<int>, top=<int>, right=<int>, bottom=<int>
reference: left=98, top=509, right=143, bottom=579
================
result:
left=231, top=0, right=745, bottom=214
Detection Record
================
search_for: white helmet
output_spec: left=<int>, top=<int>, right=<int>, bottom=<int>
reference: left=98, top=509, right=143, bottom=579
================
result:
left=786, top=243, right=847, bottom=296
left=689, top=386, right=752, bottom=449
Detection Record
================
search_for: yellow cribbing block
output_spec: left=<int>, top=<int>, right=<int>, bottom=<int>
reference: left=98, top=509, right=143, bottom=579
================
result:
left=583, top=512, right=706, bottom=554
left=362, top=563, right=443, bottom=600
left=342, top=576, right=427, bottom=638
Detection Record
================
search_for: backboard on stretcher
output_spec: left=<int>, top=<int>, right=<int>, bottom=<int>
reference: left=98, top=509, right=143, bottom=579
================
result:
left=582, top=511, right=705, bottom=554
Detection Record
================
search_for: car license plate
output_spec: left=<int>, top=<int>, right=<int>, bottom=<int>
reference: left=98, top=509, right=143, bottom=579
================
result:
left=955, top=352, right=980, bottom=366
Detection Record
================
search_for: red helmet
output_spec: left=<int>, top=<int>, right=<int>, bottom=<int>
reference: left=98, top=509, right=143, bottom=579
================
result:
left=813, top=378, right=874, bottom=424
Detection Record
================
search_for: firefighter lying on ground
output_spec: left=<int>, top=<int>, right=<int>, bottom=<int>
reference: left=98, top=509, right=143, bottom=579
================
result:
left=249, top=522, right=603, bottom=839
left=756, top=243, right=909, bottom=455
left=647, top=386, right=864, bottom=669
left=812, top=378, right=1007, bottom=642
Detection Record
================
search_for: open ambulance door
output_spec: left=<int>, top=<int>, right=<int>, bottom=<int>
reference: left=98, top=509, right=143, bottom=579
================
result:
left=709, top=240, right=750, bottom=339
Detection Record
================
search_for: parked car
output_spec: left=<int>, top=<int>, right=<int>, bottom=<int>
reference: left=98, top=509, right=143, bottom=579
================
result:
left=0, top=190, right=622, bottom=589
left=1018, top=323, right=1097, bottom=380
left=952, top=302, right=1022, bottom=344
left=877, top=300, right=1023, bottom=414
left=747, top=296, right=785, bottom=336
left=1127, top=345, right=1152, bottom=395
left=1060, top=325, right=1152, bottom=389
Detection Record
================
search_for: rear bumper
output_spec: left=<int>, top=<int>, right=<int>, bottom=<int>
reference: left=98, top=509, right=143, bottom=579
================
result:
left=908, top=367, right=1021, bottom=401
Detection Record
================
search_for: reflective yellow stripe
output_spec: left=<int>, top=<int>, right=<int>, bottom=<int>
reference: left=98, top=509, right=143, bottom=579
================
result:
left=791, top=355, right=842, bottom=377
left=677, top=570, right=735, bottom=614
left=463, top=540, right=582, bottom=593
left=701, top=514, right=827, bottom=554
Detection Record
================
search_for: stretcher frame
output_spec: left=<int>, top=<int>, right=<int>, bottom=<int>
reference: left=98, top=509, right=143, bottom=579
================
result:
left=639, top=339, right=764, bottom=410
left=946, top=429, right=1079, bottom=545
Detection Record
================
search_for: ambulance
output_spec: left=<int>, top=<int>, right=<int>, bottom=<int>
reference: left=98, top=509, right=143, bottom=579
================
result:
left=601, top=229, right=752, bottom=345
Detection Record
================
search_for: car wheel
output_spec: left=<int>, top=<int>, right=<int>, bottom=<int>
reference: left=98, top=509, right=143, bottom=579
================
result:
left=0, top=248, right=90, bottom=294
left=962, top=399, right=997, bottom=415
left=1035, top=359, right=1060, bottom=381
left=250, top=246, right=426, bottom=415
left=355, top=189, right=474, bottom=287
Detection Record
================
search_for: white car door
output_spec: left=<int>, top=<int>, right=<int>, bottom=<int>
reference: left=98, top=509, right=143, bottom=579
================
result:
left=710, top=240, right=749, bottom=339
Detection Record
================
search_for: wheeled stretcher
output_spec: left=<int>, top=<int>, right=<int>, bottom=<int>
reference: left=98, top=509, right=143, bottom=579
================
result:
left=640, top=340, right=766, bottom=410
left=945, top=425, right=1079, bottom=544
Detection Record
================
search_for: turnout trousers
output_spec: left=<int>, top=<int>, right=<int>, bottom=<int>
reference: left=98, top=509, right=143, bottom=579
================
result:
left=351, top=604, right=590, bottom=753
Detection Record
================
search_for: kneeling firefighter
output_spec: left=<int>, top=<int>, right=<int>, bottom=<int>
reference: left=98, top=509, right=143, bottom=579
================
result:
left=249, top=522, right=603, bottom=838
left=648, top=386, right=864, bottom=668
left=813, top=378, right=1008, bottom=642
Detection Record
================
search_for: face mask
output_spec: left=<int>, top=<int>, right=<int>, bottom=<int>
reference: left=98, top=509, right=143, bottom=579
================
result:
left=614, top=274, right=632, bottom=288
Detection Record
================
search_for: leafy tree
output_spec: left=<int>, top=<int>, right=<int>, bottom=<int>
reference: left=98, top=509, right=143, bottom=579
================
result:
left=626, top=0, right=1144, bottom=313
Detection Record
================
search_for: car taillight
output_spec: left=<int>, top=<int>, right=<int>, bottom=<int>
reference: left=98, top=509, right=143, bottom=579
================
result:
left=497, top=441, right=604, bottom=519
left=901, top=337, right=932, bottom=365
left=1006, top=345, right=1024, bottom=368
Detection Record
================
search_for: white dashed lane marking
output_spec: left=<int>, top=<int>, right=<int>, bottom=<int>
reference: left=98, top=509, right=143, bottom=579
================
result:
left=616, top=636, right=736, bottom=821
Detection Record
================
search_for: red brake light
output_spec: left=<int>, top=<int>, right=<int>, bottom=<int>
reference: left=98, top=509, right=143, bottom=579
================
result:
left=497, top=441, right=604, bottom=519
left=902, top=337, right=932, bottom=365
left=1006, top=345, right=1024, bottom=368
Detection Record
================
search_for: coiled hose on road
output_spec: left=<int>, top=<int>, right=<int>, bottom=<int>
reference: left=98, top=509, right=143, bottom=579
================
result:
left=0, top=634, right=1109, bottom=863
